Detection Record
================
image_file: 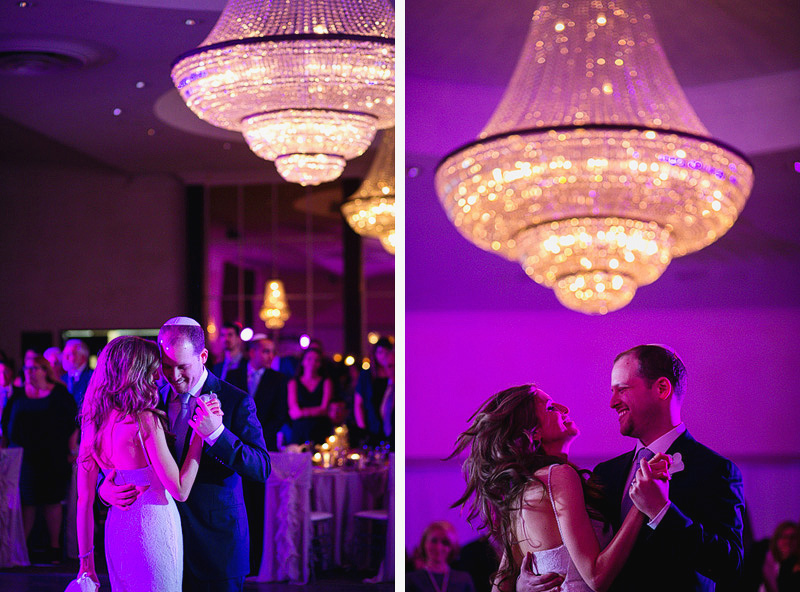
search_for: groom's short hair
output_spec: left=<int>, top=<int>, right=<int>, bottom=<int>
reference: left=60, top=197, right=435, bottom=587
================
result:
left=158, top=324, right=206, bottom=354
left=615, top=344, right=687, bottom=401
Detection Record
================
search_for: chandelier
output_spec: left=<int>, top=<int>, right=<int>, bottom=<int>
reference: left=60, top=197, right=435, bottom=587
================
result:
left=171, top=0, right=395, bottom=186
left=435, top=0, right=753, bottom=314
left=259, top=280, right=290, bottom=330
left=341, top=128, right=395, bottom=254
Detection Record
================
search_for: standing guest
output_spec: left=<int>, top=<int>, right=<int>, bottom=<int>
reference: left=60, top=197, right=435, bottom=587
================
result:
left=43, top=347, right=65, bottom=380
left=227, top=333, right=288, bottom=575
left=1, top=355, right=78, bottom=564
left=408, top=521, right=476, bottom=592
left=212, top=322, right=245, bottom=381
left=0, top=358, right=18, bottom=436
left=100, top=316, right=269, bottom=592
left=63, top=339, right=94, bottom=405
left=354, top=337, right=394, bottom=447
left=13, top=349, right=39, bottom=387
left=287, top=347, right=333, bottom=446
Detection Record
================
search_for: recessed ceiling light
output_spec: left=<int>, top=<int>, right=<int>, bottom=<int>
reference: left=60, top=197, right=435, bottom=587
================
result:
left=112, top=108, right=122, bottom=116
left=184, top=18, right=197, bottom=26
left=135, top=81, right=145, bottom=89
left=17, top=1, right=31, bottom=8
left=406, top=166, right=420, bottom=178
left=795, top=162, right=800, bottom=174
left=147, top=128, right=156, bottom=136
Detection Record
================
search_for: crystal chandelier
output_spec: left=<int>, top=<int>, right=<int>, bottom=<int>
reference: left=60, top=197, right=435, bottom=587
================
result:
left=172, top=0, right=395, bottom=186
left=435, top=0, right=753, bottom=314
left=259, top=280, right=290, bottom=330
left=341, top=128, right=395, bottom=254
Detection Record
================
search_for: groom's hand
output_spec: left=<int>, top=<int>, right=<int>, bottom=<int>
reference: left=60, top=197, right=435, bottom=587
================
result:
left=517, top=552, right=565, bottom=592
left=630, top=458, right=670, bottom=519
left=98, top=469, right=144, bottom=510
left=189, top=397, right=222, bottom=438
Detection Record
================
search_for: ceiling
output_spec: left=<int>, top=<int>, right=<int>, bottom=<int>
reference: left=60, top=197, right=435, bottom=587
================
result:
left=0, top=0, right=395, bottom=278
left=405, top=0, right=800, bottom=312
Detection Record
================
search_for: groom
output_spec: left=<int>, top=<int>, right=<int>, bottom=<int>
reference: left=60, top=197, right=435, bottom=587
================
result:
left=519, top=344, right=745, bottom=592
left=101, top=317, right=270, bottom=592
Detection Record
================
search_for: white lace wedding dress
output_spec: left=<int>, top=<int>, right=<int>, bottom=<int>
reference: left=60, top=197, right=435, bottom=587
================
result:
left=104, top=446, right=183, bottom=591
left=525, top=465, right=612, bottom=592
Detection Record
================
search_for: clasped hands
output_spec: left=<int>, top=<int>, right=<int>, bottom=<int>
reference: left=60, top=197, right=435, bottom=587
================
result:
left=99, top=397, right=223, bottom=510
left=629, top=452, right=672, bottom=520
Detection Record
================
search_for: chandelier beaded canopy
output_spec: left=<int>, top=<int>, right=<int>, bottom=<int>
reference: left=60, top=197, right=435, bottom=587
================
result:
left=171, top=0, right=395, bottom=186
left=341, top=128, right=395, bottom=254
left=434, top=0, right=753, bottom=314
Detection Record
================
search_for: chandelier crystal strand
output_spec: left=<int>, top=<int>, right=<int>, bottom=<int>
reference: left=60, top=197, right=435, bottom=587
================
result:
left=259, top=279, right=290, bottom=330
left=172, top=0, right=395, bottom=186
left=435, top=0, right=753, bottom=314
left=341, top=128, right=395, bottom=254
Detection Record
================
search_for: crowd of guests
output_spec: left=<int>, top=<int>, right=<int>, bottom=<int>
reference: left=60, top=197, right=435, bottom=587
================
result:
left=0, top=324, right=394, bottom=571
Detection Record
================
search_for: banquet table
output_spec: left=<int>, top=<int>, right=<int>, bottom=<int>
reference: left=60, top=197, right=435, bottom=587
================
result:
left=0, top=448, right=29, bottom=567
left=311, top=463, right=389, bottom=567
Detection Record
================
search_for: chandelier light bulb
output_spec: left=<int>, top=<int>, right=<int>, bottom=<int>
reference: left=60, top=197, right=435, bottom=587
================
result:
left=341, top=128, right=396, bottom=254
left=259, top=279, right=290, bottom=330
left=172, top=0, right=395, bottom=186
left=435, top=0, right=753, bottom=314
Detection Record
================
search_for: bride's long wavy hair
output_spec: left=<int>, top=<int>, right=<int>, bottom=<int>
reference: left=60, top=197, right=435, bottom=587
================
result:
left=78, top=336, right=167, bottom=467
left=449, top=384, right=602, bottom=588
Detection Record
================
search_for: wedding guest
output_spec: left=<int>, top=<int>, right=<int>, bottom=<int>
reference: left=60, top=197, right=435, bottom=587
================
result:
left=0, top=359, right=17, bottom=437
left=1, top=355, right=78, bottom=564
left=63, top=339, right=94, bottom=404
left=287, top=347, right=333, bottom=445
left=227, top=333, right=288, bottom=575
left=407, top=521, right=476, bottom=592
left=212, top=321, right=245, bottom=381
left=354, top=337, right=394, bottom=446
left=777, top=522, right=800, bottom=592
left=759, top=521, right=798, bottom=592
left=43, top=346, right=65, bottom=380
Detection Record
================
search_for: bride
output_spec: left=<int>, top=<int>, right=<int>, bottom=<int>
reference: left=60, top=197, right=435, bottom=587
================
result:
left=451, top=385, right=669, bottom=592
left=76, top=336, right=218, bottom=590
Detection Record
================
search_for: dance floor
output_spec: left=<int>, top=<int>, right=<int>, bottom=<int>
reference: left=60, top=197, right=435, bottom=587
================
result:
left=0, top=561, right=394, bottom=591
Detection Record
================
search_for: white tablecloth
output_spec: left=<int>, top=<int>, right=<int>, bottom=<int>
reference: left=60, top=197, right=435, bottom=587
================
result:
left=311, top=463, right=389, bottom=567
left=0, top=448, right=29, bottom=567
left=254, top=452, right=313, bottom=584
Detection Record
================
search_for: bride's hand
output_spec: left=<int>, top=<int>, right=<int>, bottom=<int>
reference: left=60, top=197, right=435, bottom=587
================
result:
left=647, top=452, right=672, bottom=481
left=630, top=458, right=670, bottom=519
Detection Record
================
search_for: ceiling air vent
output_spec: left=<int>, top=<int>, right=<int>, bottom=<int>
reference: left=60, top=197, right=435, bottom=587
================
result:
left=0, top=38, right=109, bottom=75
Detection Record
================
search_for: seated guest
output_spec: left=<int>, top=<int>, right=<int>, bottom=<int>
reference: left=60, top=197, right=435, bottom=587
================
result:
left=227, top=333, right=289, bottom=574
left=212, top=321, right=246, bottom=380
left=62, top=339, right=93, bottom=404
left=355, top=337, right=395, bottom=448
left=777, top=522, right=800, bottom=592
left=287, top=347, right=333, bottom=446
left=408, top=521, right=475, bottom=592
left=1, top=355, right=78, bottom=563
left=757, top=521, right=798, bottom=592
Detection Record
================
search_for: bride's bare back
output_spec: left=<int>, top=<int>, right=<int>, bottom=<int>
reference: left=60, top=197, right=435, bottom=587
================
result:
left=94, top=410, right=153, bottom=471
left=510, top=466, right=565, bottom=566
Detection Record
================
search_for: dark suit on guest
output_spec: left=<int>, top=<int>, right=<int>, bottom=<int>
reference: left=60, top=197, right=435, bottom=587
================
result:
left=63, top=367, right=93, bottom=405
left=226, top=364, right=288, bottom=574
left=226, top=365, right=288, bottom=452
left=159, top=371, right=270, bottom=590
left=593, top=431, right=745, bottom=592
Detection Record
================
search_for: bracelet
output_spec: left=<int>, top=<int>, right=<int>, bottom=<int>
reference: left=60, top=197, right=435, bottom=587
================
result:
left=78, top=546, right=94, bottom=559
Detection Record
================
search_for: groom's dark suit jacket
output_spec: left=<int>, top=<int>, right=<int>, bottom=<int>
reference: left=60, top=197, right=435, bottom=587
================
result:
left=593, top=431, right=745, bottom=592
left=159, top=372, right=270, bottom=581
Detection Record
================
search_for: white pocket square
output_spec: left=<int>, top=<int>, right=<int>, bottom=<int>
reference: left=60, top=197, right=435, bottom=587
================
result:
left=668, top=452, right=685, bottom=475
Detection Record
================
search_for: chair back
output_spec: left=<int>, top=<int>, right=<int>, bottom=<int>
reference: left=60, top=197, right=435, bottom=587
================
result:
left=257, top=452, right=313, bottom=584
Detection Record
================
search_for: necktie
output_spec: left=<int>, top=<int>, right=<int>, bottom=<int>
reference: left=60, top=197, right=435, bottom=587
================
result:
left=247, top=368, right=258, bottom=396
left=621, top=447, right=654, bottom=518
left=172, top=392, right=192, bottom=460
left=380, top=381, right=394, bottom=437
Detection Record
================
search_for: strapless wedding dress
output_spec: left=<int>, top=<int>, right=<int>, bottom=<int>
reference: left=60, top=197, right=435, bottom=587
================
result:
left=104, top=464, right=183, bottom=591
